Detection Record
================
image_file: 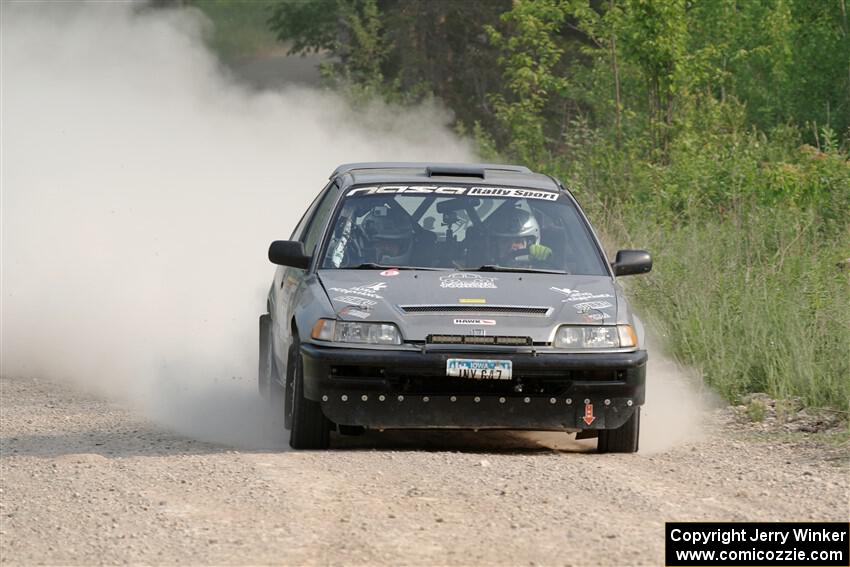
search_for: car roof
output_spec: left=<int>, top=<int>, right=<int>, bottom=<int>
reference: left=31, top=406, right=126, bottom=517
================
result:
left=330, top=162, right=562, bottom=192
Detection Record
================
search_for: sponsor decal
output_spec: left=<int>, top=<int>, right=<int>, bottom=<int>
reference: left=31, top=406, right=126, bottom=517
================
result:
left=347, top=185, right=558, bottom=202
left=339, top=306, right=371, bottom=319
left=333, top=296, right=377, bottom=307
left=459, top=298, right=486, bottom=304
left=328, top=282, right=387, bottom=299
left=440, top=273, right=497, bottom=289
left=550, top=286, right=613, bottom=303
left=453, top=318, right=496, bottom=326
left=467, top=186, right=558, bottom=201
left=551, top=287, right=614, bottom=319
left=380, top=268, right=400, bottom=277
left=573, top=300, right=614, bottom=311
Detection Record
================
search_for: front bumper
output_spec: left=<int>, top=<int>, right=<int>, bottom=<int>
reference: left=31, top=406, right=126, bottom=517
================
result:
left=301, top=344, right=646, bottom=431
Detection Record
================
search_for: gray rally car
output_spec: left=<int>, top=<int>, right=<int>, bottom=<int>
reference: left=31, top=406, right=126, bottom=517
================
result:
left=259, top=163, right=652, bottom=452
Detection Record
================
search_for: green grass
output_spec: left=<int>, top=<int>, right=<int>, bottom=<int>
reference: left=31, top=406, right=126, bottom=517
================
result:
left=611, top=206, right=850, bottom=410
left=190, top=0, right=279, bottom=58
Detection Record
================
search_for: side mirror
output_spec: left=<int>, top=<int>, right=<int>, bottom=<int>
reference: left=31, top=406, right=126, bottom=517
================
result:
left=268, top=240, right=310, bottom=269
left=612, top=249, right=652, bottom=276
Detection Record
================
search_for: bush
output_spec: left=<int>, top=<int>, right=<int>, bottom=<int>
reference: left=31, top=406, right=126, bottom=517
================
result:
left=620, top=207, right=849, bottom=410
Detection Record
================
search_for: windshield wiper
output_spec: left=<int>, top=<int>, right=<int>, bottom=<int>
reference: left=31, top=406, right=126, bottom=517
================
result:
left=347, top=263, right=447, bottom=271
left=463, top=265, right=567, bottom=274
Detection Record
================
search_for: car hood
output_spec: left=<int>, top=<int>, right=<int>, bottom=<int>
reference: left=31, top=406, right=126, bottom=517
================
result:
left=317, top=269, right=623, bottom=343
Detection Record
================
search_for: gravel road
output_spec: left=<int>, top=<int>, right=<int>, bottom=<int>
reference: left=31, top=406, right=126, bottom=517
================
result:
left=1, top=374, right=847, bottom=566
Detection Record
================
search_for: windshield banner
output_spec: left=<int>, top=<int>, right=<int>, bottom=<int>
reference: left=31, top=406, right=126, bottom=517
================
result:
left=346, top=185, right=559, bottom=201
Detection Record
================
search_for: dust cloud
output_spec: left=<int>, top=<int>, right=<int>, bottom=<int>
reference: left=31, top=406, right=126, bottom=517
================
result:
left=639, top=337, right=711, bottom=453
left=1, top=1, right=472, bottom=448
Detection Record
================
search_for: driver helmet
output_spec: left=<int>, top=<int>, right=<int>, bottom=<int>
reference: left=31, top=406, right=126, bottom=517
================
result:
left=361, top=206, right=415, bottom=265
left=488, top=206, right=540, bottom=262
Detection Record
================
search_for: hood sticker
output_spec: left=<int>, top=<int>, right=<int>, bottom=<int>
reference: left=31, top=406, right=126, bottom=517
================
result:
left=380, top=268, right=400, bottom=277
left=453, top=318, right=496, bottom=326
left=573, top=300, right=614, bottom=311
left=550, top=287, right=613, bottom=303
left=550, top=287, right=614, bottom=319
left=440, top=273, right=497, bottom=289
left=328, top=282, right=387, bottom=299
left=339, top=306, right=371, bottom=319
left=333, top=296, right=378, bottom=307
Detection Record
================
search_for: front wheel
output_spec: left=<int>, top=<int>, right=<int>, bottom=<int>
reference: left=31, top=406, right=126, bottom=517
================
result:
left=597, top=408, right=640, bottom=453
left=258, top=314, right=272, bottom=398
left=288, top=335, right=330, bottom=450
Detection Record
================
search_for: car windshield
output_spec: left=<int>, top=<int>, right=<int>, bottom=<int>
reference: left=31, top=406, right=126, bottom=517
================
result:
left=319, top=184, right=609, bottom=275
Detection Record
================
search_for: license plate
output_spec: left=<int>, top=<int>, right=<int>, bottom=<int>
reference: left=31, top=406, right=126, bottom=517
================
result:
left=446, top=358, right=512, bottom=380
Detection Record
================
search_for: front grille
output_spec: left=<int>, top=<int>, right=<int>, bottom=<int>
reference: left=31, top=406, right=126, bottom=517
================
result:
left=399, top=304, right=551, bottom=316
left=427, top=334, right=532, bottom=346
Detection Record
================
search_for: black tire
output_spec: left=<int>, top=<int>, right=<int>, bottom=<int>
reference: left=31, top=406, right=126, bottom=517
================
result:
left=260, top=315, right=288, bottom=441
left=282, top=341, right=295, bottom=430
left=338, top=425, right=365, bottom=436
left=288, top=335, right=330, bottom=450
left=258, top=314, right=272, bottom=398
left=598, top=408, right=640, bottom=453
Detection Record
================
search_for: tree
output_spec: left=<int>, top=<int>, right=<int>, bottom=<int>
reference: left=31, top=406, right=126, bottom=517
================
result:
left=485, top=0, right=571, bottom=166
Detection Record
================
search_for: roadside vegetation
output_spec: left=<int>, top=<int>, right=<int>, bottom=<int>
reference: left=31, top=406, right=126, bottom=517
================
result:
left=189, top=0, right=278, bottom=58
left=197, top=0, right=849, bottom=411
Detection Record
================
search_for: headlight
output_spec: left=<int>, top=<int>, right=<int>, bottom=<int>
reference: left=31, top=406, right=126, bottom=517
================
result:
left=311, top=319, right=402, bottom=345
left=554, top=325, right=637, bottom=349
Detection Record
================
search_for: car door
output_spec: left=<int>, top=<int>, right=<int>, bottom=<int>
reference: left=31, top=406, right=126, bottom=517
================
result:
left=271, top=181, right=341, bottom=379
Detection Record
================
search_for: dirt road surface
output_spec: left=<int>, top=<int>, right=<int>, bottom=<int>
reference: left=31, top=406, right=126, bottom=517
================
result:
left=1, top=375, right=847, bottom=566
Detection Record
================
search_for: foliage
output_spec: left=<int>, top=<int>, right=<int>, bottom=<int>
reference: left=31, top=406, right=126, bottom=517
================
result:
left=269, top=0, right=510, bottom=111
left=485, top=0, right=570, bottom=167
left=267, top=0, right=388, bottom=100
left=188, top=0, right=278, bottom=58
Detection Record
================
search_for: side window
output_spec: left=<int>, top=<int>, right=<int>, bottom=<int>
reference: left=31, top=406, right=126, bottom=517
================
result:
left=301, top=185, right=340, bottom=256
left=290, top=182, right=331, bottom=240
